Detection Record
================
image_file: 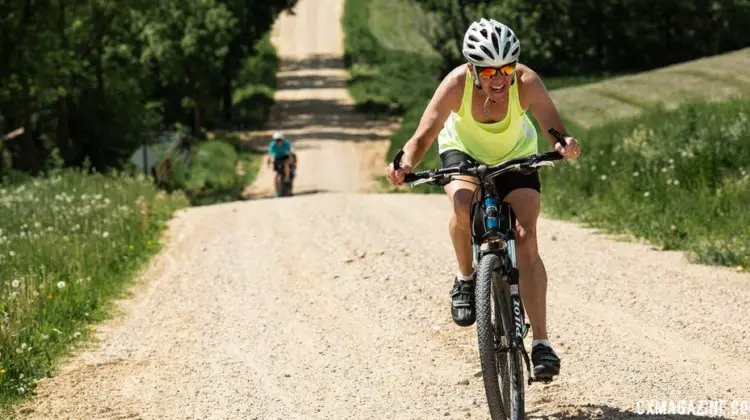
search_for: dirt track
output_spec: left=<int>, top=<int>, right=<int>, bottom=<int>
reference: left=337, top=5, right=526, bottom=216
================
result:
left=15, top=1, right=750, bottom=419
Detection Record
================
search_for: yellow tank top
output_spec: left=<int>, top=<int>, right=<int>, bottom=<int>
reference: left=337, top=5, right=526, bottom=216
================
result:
left=437, top=70, right=538, bottom=165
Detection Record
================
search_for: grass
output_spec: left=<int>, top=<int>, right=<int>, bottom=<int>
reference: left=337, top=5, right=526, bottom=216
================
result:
left=367, top=0, right=439, bottom=57
left=342, top=0, right=441, bottom=117
left=163, top=134, right=263, bottom=206
left=550, top=48, right=750, bottom=129
left=0, top=168, right=189, bottom=409
left=542, top=99, right=750, bottom=269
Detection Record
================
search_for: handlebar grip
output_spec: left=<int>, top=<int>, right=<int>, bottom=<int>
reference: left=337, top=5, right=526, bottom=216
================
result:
left=392, top=149, right=419, bottom=183
left=403, top=173, right=419, bottom=183
left=547, top=128, right=568, bottom=159
left=548, top=128, right=568, bottom=147
left=393, top=149, right=405, bottom=170
left=540, top=151, right=565, bottom=161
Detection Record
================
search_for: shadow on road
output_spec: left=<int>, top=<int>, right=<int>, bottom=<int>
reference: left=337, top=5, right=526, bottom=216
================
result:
left=239, top=53, right=398, bottom=150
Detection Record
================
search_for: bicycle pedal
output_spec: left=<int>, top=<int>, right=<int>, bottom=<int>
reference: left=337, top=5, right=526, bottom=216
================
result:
left=529, top=376, right=554, bottom=385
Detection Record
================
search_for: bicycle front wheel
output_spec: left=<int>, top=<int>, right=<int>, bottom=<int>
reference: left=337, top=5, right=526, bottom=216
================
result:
left=475, top=253, right=525, bottom=420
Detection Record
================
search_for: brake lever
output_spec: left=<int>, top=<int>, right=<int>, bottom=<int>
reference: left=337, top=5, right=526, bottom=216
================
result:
left=410, top=178, right=432, bottom=187
left=529, top=161, right=555, bottom=168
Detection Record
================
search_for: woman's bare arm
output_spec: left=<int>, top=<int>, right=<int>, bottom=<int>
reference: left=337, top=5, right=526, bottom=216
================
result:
left=399, top=66, right=465, bottom=169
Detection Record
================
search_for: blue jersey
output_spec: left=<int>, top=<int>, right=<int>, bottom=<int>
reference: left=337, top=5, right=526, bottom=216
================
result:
left=268, top=140, right=291, bottom=159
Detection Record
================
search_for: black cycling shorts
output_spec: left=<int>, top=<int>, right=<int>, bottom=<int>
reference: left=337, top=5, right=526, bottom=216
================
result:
left=439, top=149, right=541, bottom=200
left=273, top=155, right=290, bottom=173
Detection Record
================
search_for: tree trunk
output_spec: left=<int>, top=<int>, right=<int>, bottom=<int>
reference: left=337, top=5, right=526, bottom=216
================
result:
left=56, top=0, right=74, bottom=164
left=222, top=59, right=233, bottom=124
left=8, top=0, right=43, bottom=173
left=8, top=76, right=42, bottom=173
left=192, top=86, right=203, bottom=136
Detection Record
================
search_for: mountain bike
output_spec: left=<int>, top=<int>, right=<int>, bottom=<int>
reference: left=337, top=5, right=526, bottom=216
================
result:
left=392, top=128, right=568, bottom=420
left=277, top=176, right=293, bottom=197
left=273, top=159, right=294, bottom=197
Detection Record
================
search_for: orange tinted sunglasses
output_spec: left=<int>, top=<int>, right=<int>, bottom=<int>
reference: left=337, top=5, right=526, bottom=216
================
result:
left=477, top=64, right=515, bottom=78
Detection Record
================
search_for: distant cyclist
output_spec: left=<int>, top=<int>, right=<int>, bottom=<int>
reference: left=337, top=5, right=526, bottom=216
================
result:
left=267, top=131, right=293, bottom=195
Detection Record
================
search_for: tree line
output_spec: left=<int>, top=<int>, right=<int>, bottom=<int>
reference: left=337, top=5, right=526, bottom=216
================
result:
left=414, top=0, right=750, bottom=76
left=0, top=0, right=298, bottom=174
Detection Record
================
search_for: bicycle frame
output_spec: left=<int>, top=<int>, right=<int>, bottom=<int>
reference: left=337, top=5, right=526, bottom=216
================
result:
left=470, top=177, right=532, bottom=364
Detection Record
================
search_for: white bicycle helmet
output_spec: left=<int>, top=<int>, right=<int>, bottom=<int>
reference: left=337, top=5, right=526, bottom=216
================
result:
left=272, top=131, right=284, bottom=141
left=462, top=19, right=520, bottom=85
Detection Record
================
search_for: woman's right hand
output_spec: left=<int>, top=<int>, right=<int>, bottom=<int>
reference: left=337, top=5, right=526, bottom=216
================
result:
left=386, top=161, right=412, bottom=186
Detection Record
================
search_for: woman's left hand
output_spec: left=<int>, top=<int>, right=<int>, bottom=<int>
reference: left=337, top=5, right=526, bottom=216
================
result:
left=556, top=136, right=581, bottom=160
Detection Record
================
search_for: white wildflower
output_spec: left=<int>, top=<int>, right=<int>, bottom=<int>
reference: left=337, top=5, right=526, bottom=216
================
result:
left=57, top=281, right=66, bottom=289
left=11, top=279, right=19, bottom=288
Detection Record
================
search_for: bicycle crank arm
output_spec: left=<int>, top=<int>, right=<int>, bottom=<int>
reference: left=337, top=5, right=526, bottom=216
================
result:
left=522, top=348, right=554, bottom=385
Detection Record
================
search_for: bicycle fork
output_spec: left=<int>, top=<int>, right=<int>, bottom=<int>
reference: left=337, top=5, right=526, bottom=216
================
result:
left=501, top=203, right=549, bottom=385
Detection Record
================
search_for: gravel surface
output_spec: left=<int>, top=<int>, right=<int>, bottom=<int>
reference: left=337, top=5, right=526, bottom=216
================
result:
left=15, top=1, right=750, bottom=419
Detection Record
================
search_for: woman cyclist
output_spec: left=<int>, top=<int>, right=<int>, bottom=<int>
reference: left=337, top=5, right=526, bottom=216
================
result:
left=386, top=18, right=581, bottom=380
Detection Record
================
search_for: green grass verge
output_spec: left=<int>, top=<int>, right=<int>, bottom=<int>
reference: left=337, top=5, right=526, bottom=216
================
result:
left=0, top=169, right=189, bottom=410
left=543, top=99, right=750, bottom=269
left=342, top=0, right=441, bottom=118
left=163, top=134, right=262, bottom=206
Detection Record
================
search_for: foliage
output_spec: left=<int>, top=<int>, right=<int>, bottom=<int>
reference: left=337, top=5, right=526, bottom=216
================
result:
left=0, top=0, right=298, bottom=175
left=412, top=0, right=750, bottom=77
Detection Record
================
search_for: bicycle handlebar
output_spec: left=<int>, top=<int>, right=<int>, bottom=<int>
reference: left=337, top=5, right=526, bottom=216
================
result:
left=393, top=128, right=569, bottom=185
